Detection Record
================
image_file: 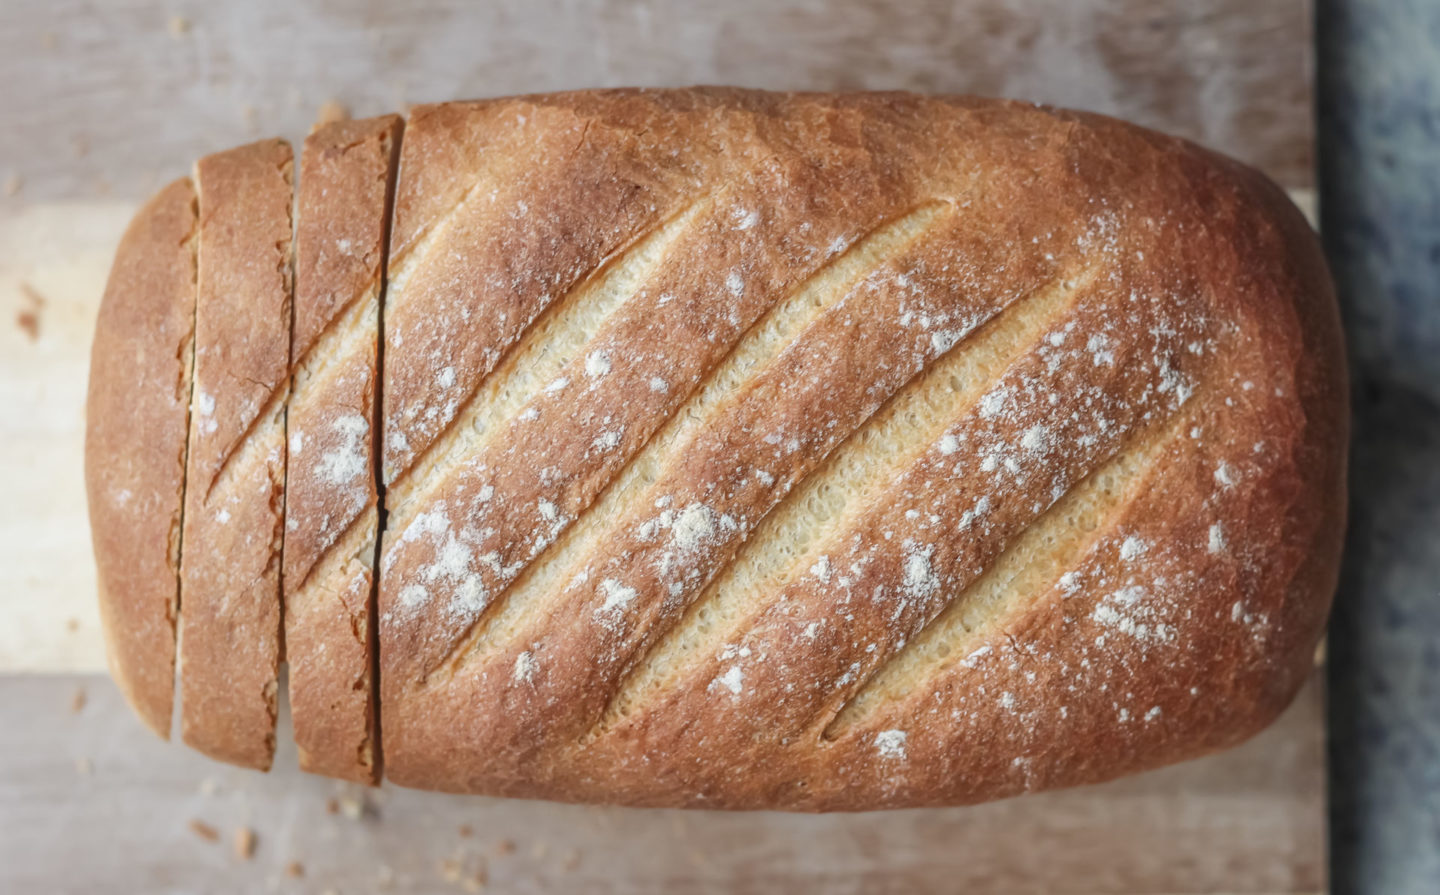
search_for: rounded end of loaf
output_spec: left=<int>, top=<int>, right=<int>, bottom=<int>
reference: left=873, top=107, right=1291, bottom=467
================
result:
left=1202, top=151, right=1348, bottom=740
left=85, top=177, right=200, bottom=740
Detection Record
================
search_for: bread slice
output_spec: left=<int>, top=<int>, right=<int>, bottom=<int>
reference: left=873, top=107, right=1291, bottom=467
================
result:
left=85, top=177, right=198, bottom=738
left=284, top=115, right=402, bottom=783
left=178, top=139, right=294, bottom=770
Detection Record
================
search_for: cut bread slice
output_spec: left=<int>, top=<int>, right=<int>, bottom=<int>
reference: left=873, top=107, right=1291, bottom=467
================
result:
left=179, top=139, right=294, bottom=770
left=85, top=177, right=198, bottom=738
left=284, top=115, right=402, bottom=783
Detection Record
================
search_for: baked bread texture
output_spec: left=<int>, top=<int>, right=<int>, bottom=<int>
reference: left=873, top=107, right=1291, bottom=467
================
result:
left=285, top=115, right=402, bottom=783
left=179, top=139, right=294, bottom=769
left=85, top=89, right=1346, bottom=810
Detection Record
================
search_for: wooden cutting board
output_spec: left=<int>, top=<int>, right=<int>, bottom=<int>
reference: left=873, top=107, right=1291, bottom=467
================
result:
left=0, top=2, right=1323, bottom=892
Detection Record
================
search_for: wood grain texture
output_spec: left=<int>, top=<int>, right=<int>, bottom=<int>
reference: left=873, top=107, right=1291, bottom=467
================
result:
left=0, top=0, right=1312, bottom=205
left=1, top=672, right=1324, bottom=894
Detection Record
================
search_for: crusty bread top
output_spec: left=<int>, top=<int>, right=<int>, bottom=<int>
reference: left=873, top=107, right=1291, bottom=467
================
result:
left=283, top=114, right=402, bottom=785
left=186, top=139, right=295, bottom=498
left=285, top=115, right=401, bottom=592
left=373, top=90, right=1345, bottom=807
left=178, top=139, right=294, bottom=771
left=91, top=90, right=1346, bottom=809
left=292, top=115, right=403, bottom=369
left=85, top=177, right=198, bottom=738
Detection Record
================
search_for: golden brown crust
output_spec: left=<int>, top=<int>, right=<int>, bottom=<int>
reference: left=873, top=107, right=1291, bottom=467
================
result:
left=284, top=115, right=401, bottom=783
left=179, top=139, right=293, bottom=770
left=85, top=177, right=198, bottom=738
left=93, top=90, right=1346, bottom=807
left=373, top=91, right=1346, bottom=807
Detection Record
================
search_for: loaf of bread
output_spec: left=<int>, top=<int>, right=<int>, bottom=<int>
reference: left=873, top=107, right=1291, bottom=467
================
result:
left=85, top=89, right=1346, bottom=810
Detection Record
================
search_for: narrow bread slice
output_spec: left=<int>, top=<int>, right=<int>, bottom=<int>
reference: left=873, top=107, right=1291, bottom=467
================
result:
left=85, top=177, right=198, bottom=738
left=284, top=115, right=402, bottom=783
left=179, top=139, right=294, bottom=770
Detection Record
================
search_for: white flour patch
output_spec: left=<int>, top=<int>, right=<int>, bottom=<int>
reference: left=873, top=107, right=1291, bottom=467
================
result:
left=979, top=386, right=1012, bottom=419
left=672, top=503, right=721, bottom=552
left=318, top=415, right=370, bottom=485
left=938, top=433, right=961, bottom=455
left=902, top=548, right=939, bottom=601
left=1020, top=425, right=1051, bottom=454
left=711, top=665, right=744, bottom=696
left=1119, top=536, right=1148, bottom=561
left=437, top=365, right=456, bottom=389
left=1214, top=462, right=1236, bottom=488
left=196, top=390, right=217, bottom=434
left=398, top=584, right=430, bottom=610
left=288, top=431, right=304, bottom=455
left=513, top=650, right=538, bottom=684
left=930, top=330, right=963, bottom=353
left=401, top=506, right=450, bottom=544
left=1208, top=523, right=1227, bottom=554
left=597, top=578, right=637, bottom=616
left=648, top=376, right=669, bottom=393
left=810, top=555, right=833, bottom=583
left=1092, top=585, right=1173, bottom=644
left=726, top=270, right=744, bottom=296
left=1087, top=333, right=1115, bottom=366
left=584, top=350, right=611, bottom=379
left=428, top=536, right=472, bottom=582
left=733, top=209, right=760, bottom=231
left=875, top=729, right=907, bottom=760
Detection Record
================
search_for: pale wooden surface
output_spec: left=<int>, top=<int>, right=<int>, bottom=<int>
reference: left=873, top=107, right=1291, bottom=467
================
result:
left=0, top=1, right=1323, bottom=891
left=9, top=672, right=1325, bottom=894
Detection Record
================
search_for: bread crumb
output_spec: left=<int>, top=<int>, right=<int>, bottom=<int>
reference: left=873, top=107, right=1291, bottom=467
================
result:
left=233, top=827, right=256, bottom=859
left=457, top=823, right=473, bottom=838
left=316, top=99, right=350, bottom=127
left=65, top=617, right=80, bottom=633
left=16, top=281, right=45, bottom=342
left=493, top=838, right=515, bottom=856
left=241, top=103, right=258, bottom=132
left=440, top=858, right=462, bottom=883
left=285, top=860, right=305, bottom=878
left=71, top=135, right=89, bottom=159
left=188, top=819, right=220, bottom=842
left=75, top=757, right=92, bottom=776
left=15, top=308, right=39, bottom=341
left=3, top=174, right=19, bottom=196
left=168, top=15, right=191, bottom=38
left=325, top=797, right=340, bottom=815
left=70, top=687, right=86, bottom=713
left=562, top=849, right=582, bottom=871
left=337, top=793, right=364, bottom=819
left=198, top=777, right=219, bottom=796
left=529, top=841, right=548, bottom=860
left=40, top=32, right=57, bottom=50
